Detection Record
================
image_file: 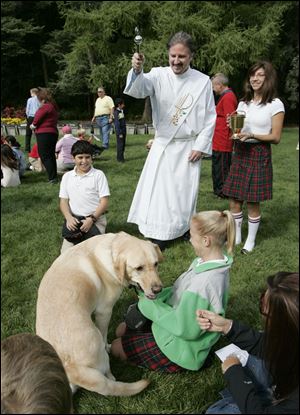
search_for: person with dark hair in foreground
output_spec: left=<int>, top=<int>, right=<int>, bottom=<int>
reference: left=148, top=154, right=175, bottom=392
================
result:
left=197, top=271, right=299, bottom=414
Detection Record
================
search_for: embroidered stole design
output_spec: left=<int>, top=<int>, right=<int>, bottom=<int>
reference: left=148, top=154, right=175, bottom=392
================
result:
left=156, top=75, right=209, bottom=146
left=170, top=93, right=194, bottom=126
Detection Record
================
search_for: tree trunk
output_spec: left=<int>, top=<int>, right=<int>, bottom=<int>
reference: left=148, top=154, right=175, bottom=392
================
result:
left=141, top=96, right=152, bottom=123
left=88, top=94, right=92, bottom=118
left=87, top=47, right=95, bottom=70
left=41, top=52, right=48, bottom=86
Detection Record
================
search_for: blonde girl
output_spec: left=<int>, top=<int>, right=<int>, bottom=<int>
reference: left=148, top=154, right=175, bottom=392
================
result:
left=111, top=210, right=235, bottom=372
left=77, top=128, right=92, bottom=143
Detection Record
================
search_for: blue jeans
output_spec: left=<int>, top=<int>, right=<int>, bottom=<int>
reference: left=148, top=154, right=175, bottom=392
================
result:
left=205, top=355, right=273, bottom=414
left=95, top=116, right=111, bottom=148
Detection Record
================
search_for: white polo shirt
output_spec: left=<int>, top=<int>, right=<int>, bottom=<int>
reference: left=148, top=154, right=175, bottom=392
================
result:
left=59, top=167, right=110, bottom=216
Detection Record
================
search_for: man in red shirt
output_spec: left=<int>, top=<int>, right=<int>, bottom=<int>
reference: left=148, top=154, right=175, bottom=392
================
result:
left=211, top=73, right=238, bottom=198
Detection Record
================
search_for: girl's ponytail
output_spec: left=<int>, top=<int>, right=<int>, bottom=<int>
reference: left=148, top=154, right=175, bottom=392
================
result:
left=221, top=210, right=235, bottom=254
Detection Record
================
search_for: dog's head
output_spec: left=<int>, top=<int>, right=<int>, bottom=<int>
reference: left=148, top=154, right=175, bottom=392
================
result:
left=112, top=232, right=163, bottom=299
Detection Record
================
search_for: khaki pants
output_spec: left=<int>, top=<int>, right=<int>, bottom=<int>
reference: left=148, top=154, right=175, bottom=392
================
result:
left=29, top=157, right=45, bottom=172
left=60, top=215, right=107, bottom=254
left=56, top=159, right=75, bottom=173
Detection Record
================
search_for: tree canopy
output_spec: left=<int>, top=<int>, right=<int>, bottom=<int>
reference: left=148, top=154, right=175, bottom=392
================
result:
left=1, top=1, right=298, bottom=122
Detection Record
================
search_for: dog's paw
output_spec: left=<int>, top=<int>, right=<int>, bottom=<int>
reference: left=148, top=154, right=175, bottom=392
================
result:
left=106, top=343, right=112, bottom=353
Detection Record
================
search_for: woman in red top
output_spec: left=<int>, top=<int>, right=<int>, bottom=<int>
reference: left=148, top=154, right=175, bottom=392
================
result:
left=31, top=88, right=59, bottom=183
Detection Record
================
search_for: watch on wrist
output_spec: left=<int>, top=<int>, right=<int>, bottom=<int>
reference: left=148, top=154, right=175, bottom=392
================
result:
left=88, top=214, right=97, bottom=223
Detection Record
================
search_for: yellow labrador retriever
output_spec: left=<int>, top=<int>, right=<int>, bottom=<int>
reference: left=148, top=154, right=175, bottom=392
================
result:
left=36, top=232, right=163, bottom=397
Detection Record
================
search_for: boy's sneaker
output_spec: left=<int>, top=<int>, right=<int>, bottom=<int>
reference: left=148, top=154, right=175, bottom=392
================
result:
left=48, top=178, right=59, bottom=184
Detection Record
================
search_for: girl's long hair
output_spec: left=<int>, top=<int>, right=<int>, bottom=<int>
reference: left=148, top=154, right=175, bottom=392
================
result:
left=36, top=87, right=58, bottom=110
left=242, top=61, right=278, bottom=105
left=263, top=272, right=299, bottom=399
left=5, top=135, right=21, bottom=148
left=1, top=144, right=19, bottom=170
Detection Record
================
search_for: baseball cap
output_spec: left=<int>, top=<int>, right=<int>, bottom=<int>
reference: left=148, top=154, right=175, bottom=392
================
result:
left=62, top=125, right=72, bottom=134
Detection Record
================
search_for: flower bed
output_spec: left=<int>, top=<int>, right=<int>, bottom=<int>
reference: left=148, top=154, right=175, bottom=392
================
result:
left=1, top=117, right=26, bottom=125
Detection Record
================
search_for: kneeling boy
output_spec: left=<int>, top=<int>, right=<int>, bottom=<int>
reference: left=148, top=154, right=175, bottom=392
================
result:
left=59, top=140, right=110, bottom=253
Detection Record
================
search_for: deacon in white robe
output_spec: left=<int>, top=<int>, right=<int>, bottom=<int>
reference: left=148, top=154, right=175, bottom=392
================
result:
left=125, top=33, right=216, bottom=246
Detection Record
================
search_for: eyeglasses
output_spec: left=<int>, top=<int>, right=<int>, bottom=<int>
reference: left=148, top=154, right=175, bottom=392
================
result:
left=98, top=90, right=104, bottom=93
left=250, top=73, right=265, bottom=79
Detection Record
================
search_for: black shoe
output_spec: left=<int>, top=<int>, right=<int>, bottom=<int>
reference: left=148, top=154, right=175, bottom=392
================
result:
left=149, top=238, right=169, bottom=251
left=213, top=192, right=226, bottom=199
left=182, top=230, right=190, bottom=241
left=218, top=193, right=226, bottom=199
left=48, top=178, right=59, bottom=184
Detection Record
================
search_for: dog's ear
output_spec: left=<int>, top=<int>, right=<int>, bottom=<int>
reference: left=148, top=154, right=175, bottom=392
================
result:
left=148, top=241, right=164, bottom=262
left=112, top=234, right=128, bottom=282
left=112, top=253, right=127, bottom=282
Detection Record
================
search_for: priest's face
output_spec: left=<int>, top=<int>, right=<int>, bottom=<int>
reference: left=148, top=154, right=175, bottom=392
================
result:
left=169, top=43, right=193, bottom=75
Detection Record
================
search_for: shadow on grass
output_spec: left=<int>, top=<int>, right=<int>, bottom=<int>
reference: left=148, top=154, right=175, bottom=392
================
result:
left=106, top=222, right=143, bottom=238
left=253, top=199, right=297, bottom=240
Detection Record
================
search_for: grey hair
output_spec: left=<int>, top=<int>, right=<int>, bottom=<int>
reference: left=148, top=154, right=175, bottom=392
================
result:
left=211, top=73, right=229, bottom=86
left=167, top=31, right=196, bottom=55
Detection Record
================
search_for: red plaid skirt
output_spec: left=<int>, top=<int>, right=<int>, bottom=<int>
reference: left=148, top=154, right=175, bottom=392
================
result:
left=121, top=326, right=183, bottom=373
left=222, top=141, right=273, bottom=202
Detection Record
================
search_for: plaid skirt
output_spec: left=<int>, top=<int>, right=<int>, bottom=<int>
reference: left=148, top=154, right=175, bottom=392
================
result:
left=222, top=142, right=273, bottom=202
left=121, top=325, right=182, bottom=373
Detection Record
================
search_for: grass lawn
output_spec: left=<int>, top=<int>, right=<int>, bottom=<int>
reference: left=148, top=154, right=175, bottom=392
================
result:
left=1, top=128, right=299, bottom=414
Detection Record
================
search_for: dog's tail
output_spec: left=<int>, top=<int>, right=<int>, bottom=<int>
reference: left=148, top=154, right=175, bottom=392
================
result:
left=67, top=366, right=149, bottom=396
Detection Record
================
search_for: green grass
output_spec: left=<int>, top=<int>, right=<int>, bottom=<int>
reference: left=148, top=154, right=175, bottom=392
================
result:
left=1, top=128, right=299, bottom=414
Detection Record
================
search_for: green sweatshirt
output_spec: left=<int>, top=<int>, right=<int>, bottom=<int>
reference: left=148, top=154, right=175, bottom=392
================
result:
left=138, top=254, right=233, bottom=370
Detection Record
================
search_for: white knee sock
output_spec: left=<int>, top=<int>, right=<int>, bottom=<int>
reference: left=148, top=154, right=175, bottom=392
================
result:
left=243, top=215, right=261, bottom=252
left=232, top=212, right=243, bottom=245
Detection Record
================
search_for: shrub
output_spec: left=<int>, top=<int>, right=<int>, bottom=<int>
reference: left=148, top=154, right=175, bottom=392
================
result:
left=1, top=106, right=26, bottom=119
